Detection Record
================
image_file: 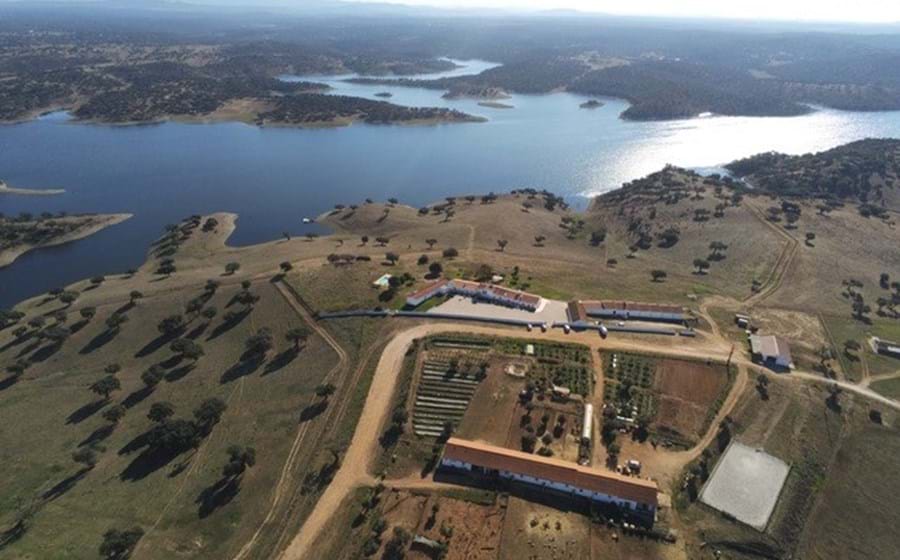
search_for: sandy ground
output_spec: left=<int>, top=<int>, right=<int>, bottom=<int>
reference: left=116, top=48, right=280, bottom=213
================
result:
left=429, top=295, right=569, bottom=324
left=0, top=213, right=132, bottom=268
left=0, top=180, right=65, bottom=196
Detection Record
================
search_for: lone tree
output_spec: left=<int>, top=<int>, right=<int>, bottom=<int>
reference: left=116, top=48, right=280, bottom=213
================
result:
left=285, top=327, right=310, bottom=350
left=315, top=383, right=337, bottom=401
left=223, top=445, right=257, bottom=479
left=59, top=291, right=80, bottom=306
left=534, top=235, right=546, bottom=247
left=129, top=291, right=143, bottom=305
left=442, top=247, right=459, bottom=259
left=105, top=313, right=129, bottom=333
left=72, top=447, right=98, bottom=470
left=171, top=339, right=205, bottom=362
left=194, top=398, right=227, bottom=433
left=425, top=238, right=437, bottom=249
left=80, top=307, right=97, bottom=321
left=147, top=401, right=175, bottom=423
left=279, top=261, right=293, bottom=274
left=385, top=252, right=400, bottom=265
left=496, top=239, right=508, bottom=252
left=709, top=241, right=728, bottom=260
left=693, top=258, right=711, bottom=274
left=375, top=236, right=390, bottom=247
left=102, top=405, right=127, bottom=425
left=158, top=314, right=186, bottom=337
left=651, top=269, right=668, bottom=282
left=91, top=375, right=121, bottom=401
left=244, top=327, right=274, bottom=358
left=141, top=366, right=165, bottom=391
left=99, top=526, right=144, bottom=560
left=201, top=307, right=217, bottom=322
left=224, top=262, right=241, bottom=275
left=428, top=262, right=443, bottom=278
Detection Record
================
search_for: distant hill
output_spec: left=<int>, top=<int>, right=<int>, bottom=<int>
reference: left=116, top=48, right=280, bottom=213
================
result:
left=726, top=139, right=900, bottom=208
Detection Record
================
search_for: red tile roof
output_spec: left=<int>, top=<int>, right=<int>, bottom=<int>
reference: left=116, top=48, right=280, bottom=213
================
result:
left=443, top=438, right=658, bottom=507
left=407, top=279, right=450, bottom=300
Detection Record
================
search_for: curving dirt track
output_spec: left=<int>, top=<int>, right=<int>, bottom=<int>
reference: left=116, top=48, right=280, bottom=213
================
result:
left=276, top=322, right=738, bottom=559
left=231, top=280, right=349, bottom=560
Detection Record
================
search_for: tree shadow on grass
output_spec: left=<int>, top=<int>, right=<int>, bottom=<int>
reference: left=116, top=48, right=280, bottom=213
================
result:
left=120, top=446, right=184, bottom=482
left=262, top=348, right=298, bottom=376
left=0, top=376, right=20, bottom=393
left=119, top=429, right=154, bottom=456
left=30, top=343, right=63, bottom=363
left=0, top=331, right=34, bottom=353
left=79, top=423, right=115, bottom=447
left=196, top=477, right=240, bottom=518
left=165, top=363, right=196, bottom=383
left=67, top=399, right=107, bottom=425
left=220, top=357, right=263, bottom=384
left=134, top=333, right=178, bottom=359
left=69, top=319, right=89, bottom=335
left=299, top=400, right=327, bottom=422
left=186, top=322, right=209, bottom=340
left=79, top=329, right=118, bottom=355
left=115, top=301, right=136, bottom=315
left=16, top=340, right=41, bottom=359
left=41, top=468, right=90, bottom=502
left=122, top=387, right=153, bottom=409
left=206, top=310, right=250, bottom=341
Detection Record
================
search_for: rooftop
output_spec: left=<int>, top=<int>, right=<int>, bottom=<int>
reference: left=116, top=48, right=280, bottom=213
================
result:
left=443, top=437, right=658, bottom=507
left=750, top=334, right=792, bottom=363
left=581, top=300, right=684, bottom=315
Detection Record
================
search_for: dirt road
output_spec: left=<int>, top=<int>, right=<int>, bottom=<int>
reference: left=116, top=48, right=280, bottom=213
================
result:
left=277, top=322, right=734, bottom=559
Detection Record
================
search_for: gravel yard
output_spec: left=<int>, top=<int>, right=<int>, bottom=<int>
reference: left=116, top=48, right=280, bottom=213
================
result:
left=429, top=295, right=569, bottom=324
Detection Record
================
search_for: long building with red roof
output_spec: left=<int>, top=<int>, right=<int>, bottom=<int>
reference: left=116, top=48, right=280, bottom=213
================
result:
left=441, top=438, right=659, bottom=514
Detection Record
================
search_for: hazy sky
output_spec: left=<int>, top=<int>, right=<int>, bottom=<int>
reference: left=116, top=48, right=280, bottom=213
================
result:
left=352, top=0, right=900, bottom=23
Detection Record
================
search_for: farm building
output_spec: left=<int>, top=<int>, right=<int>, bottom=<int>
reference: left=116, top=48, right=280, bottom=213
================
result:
left=749, top=335, right=793, bottom=369
left=570, top=300, right=686, bottom=323
left=871, top=337, right=900, bottom=358
left=406, top=279, right=543, bottom=311
left=440, top=438, right=658, bottom=515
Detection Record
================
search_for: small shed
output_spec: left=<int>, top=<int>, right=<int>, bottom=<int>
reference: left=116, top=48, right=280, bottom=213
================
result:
left=750, top=335, right=793, bottom=369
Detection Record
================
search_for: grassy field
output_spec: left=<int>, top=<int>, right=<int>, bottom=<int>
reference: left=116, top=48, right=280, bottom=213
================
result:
left=0, top=281, right=340, bottom=559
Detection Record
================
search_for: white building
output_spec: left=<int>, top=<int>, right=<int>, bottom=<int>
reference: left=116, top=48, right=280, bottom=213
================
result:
left=406, top=279, right=543, bottom=311
left=441, top=437, right=658, bottom=515
left=571, top=300, right=686, bottom=324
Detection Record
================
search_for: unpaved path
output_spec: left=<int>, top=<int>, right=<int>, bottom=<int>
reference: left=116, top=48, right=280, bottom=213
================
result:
left=278, top=322, right=735, bottom=559
left=742, top=201, right=799, bottom=306
left=231, top=280, right=349, bottom=560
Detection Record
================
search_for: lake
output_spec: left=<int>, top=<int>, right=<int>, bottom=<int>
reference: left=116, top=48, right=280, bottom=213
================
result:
left=3, top=58, right=900, bottom=307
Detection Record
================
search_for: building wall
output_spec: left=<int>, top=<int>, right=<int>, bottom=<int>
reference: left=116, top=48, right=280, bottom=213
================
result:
left=439, top=458, right=654, bottom=513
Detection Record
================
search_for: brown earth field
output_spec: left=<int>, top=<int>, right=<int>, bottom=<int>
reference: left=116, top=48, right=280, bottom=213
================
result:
left=653, top=358, right=730, bottom=442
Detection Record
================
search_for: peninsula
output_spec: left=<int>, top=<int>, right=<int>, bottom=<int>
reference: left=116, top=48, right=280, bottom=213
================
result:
left=0, top=212, right=132, bottom=268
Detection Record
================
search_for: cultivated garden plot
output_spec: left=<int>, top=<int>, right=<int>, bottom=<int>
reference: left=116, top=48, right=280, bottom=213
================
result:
left=699, top=441, right=791, bottom=530
left=602, top=352, right=732, bottom=446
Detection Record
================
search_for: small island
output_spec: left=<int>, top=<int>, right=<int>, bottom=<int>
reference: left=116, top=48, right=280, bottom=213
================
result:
left=0, top=212, right=132, bottom=268
left=374, top=92, right=393, bottom=98
left=579, top=99, right=604, bottom=109
left=0, top=180, right=65, bottom=196
left=477, top=101, right=514, bottom=109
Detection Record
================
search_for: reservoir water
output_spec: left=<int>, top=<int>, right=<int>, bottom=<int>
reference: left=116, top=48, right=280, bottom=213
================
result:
left=3, top=58, right=900, bottom=307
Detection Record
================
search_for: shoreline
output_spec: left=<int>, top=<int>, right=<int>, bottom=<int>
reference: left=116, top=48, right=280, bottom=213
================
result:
left=0, top=213, right=133, bottom=269
left=0, top=180, right=65, bottom=196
